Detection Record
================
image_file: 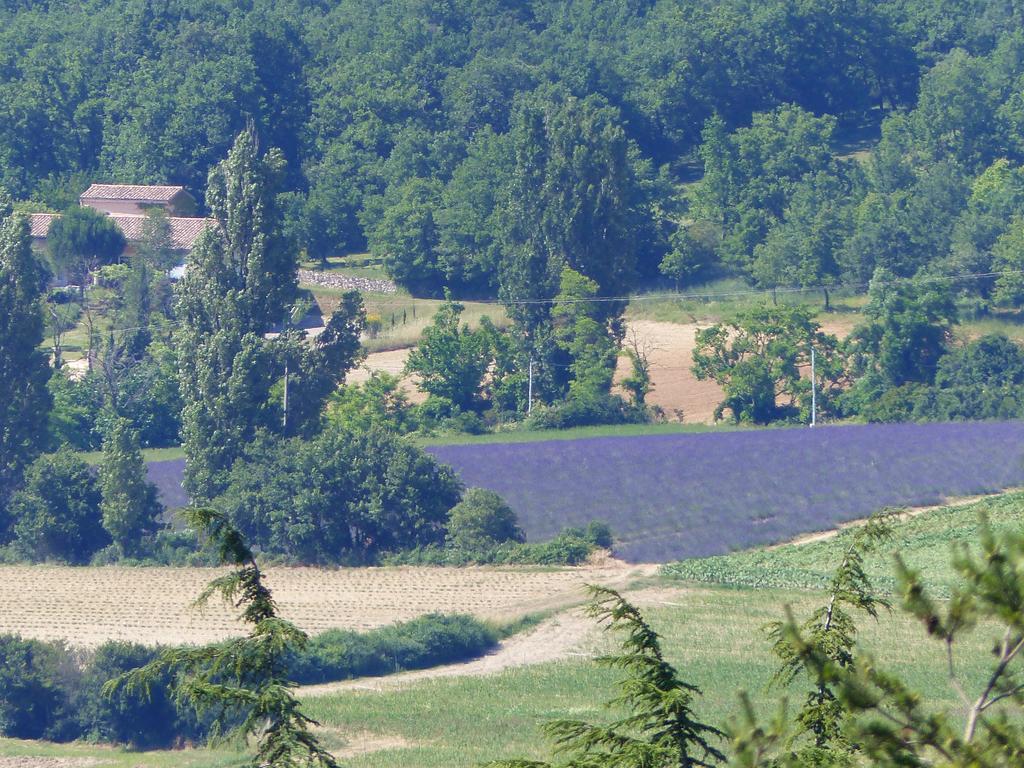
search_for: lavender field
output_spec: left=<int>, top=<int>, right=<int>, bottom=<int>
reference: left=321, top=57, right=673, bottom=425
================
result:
left=427, top=421, right=1024, bottom=562
left=147, top=422, right=1024, bottom=563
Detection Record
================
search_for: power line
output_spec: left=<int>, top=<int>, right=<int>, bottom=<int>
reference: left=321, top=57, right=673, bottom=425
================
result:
left=83, top=266, right=1024, bottom=337
left=358, top=268, right=1024, bottom=308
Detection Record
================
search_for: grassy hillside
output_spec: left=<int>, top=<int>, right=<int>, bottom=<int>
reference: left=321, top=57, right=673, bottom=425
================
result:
left=299, top=493, right=1022, bottom=766
left=2, top=492, right=1015, bottom=766
left=302, top=586, right=998, bottom=767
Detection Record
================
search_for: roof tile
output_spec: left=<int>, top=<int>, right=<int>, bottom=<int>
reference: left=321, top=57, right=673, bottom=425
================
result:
left=29, top=212, right=212, bottom=250
left=81, top=184, right=188, bottom=203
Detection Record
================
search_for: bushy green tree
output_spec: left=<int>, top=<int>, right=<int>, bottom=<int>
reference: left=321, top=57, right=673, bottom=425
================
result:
left=98, top=418, right=163, bottom=557
left=446, top=488, right=524, bottom=553
left=751, top=169, right=861, bottom=309
left=552, top=267, right=619, bottom=402
left=9, top=448, right=109, bottom=563
left=0, top=636, right=75, bottom=740
left=216, top=428, right=462, bottom=563
left=660, top=221, right=719, bottom=289
left=844, top=270, right=958, bottom=412
left=76, top=642, right=183, bottom=748
left=324, top=371, right=417, bottom=434
left=368, top=177, right=444, bottom=294
left=177, top=127, right=296, bottom=500
left=691, top=105, right=837, bottom=274
left=46, top=205, right=125, bottom=289
left=275, top=290, right=366, bottom=437
left=499, top=91, right=647, bottom=401
left=991, top=216, right=1024, bottom=305
left=436, top=127, right=514, bottom=293
left=0, top=192, right=51, bottom=520
left=405, top=297, right=494, bottom=414
left=693, top=305, right=843, bottom=424
left=937, top=334, right=1024, bottom=391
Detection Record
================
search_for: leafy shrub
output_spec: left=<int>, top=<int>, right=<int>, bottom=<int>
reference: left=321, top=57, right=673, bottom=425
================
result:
left=446, top=488, right=524, bottom=553
left=489, top=533, right=594, bottom=565
left=7, top=448, right=109, bottom=562
left=0, top=636, right=77, bottom=740
left=0, top=614, right=498, bottom=746
left=217, top=427, right=462, bottom=563
left=389, top=522, right=613, bottom=566
left=74, top=642, right=202, bottom=748
left=287, top=614, right=498, bottom=685
left=325, top=371, right=418, bottom=435
left=523, top=394, right=648, bottom=430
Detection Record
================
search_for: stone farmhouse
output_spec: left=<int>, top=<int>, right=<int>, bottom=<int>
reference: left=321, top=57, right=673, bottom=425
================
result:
left=29, top=184, right=211, bottom=261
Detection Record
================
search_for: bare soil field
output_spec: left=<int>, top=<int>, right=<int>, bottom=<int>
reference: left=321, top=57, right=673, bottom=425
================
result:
left=613, top=319, right=723, bottom=423
left=352, top=320, right=726, bottom=422
left=0, top=563, right=656, bottom=647
left=346, top=348, right=427, bottom=404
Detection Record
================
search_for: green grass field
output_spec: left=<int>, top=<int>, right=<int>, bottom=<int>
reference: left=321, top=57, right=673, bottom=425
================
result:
left=624, top=278, right=866, bottom=326
left=78, top=444, right=187, bottom=464
left=302, top=586, right=997, bottom=768
left=301, top=254, right=391, bottom=281
left=663, top=490, right=1024, bottom=596
left=306, top=286, right=509, bottom=353
left=0, top=739, right=243, bottom=767
left=416, top=420, right=756, bottom=446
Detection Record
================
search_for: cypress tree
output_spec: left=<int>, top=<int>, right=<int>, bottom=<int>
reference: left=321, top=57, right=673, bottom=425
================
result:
left=0, top=190, right=52, bottom=529
left=98, top=418, right=163, bottom=557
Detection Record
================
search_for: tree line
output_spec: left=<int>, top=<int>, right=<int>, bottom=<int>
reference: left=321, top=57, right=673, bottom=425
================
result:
left=2, top=0, right=1022, bottom=297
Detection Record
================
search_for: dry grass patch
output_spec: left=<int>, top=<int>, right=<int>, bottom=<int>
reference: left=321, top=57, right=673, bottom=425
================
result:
left=0, top=563, right=656, bottom=647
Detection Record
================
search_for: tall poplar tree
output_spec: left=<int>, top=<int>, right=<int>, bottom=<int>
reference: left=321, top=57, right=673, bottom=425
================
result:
left=98, top=418, right=163, bottom=557
left=177, top=128, right=297, bottom=501
left=0, top=189, right=51, bottom=525
left=499, top=91, right=645, bottom=402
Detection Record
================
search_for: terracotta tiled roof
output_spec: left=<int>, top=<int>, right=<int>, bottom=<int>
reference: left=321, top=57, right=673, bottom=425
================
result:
left=28, top=212, right=212, bottom=250
left=108, top=214, right=212, bottom=250
left=28, top=212, right=59, bottom=238
left=168, top=217, right=212, bottom=250
left=81, top=184, right=188, bottom=203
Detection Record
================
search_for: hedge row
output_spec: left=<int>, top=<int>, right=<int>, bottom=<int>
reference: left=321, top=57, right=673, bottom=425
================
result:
left=0, top=613, right=499, bottom=747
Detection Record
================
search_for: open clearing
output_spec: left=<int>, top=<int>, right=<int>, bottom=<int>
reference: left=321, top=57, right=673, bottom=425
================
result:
left=0, top=562, right=655, bottom=647
left=348, top=319, right=726, bottom=422
left=349, top=317, right=857, bottom=424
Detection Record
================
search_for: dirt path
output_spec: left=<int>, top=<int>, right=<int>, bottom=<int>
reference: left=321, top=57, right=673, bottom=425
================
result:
left=299, top=582, right=674, bottom=698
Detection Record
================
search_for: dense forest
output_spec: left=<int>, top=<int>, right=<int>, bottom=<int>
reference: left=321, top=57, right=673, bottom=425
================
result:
left=3, top=0, right=1024, bottom=296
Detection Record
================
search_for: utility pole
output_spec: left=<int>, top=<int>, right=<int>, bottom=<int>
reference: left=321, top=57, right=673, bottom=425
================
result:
left=282, top=360, right=289, bottom=431
left=810, top=346, right=816, bottom=428
left=527, top=358, right=534, bottom=415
